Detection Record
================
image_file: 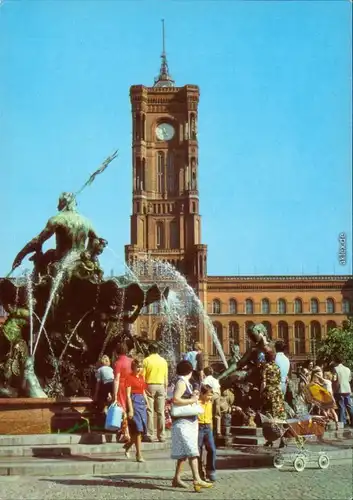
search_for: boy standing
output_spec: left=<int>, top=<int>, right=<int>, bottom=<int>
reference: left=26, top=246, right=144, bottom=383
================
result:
left=198, top=385, right=217, bottom=482
left=203, top=366, right=222, bottom=436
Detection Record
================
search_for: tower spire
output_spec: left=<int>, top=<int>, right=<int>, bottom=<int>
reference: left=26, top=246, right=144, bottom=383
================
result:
left=154, top=19, right=175, bottom=88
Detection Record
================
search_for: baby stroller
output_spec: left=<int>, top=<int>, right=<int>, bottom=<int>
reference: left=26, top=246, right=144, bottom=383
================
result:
left=260, top=413, right=330, bottom=472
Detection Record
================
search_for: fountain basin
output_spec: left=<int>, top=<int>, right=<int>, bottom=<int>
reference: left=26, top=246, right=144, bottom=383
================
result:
left=0, top=398, right=103, bottom=435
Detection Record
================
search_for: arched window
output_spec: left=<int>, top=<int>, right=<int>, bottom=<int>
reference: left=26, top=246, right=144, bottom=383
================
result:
left=326, top=320, right=337, bottom=333
left=245, top=321, right=255, bottom=349
left=310, top=298, right=319, bottom=314
left=278, top=321, right=289, bottom=348
left=212, top=299, right=221, bottom=314
left=156, top=222, right=164, bottom=249
left=150, top=302, right=160, bottom=315
left=141, top=304, right=150, bottom=315
left=326, top=298, right=335, bottom=314
left=261, top=298, right=270, bottom=314
left=277, top=299, right=287, bottom=314
left=294, top=321, right=306, bottom=355
left=167, top=152, right=177, bottom=194
left=229, top=321, right=240, bottom=347
left=212, top=322, right=223, bottom=356
left=140, top=330, right=148, bottom=340
left=262, top=321, right=273, bottom=340
left=155, top=324, right=163, bottom=341
left=229, top=299, right=237, bottom=314
left=310, top=321, right=322, bottom=353
left=245, top=299, right=254, bottom=314
left=185, top=296, right=194, bottom=316
left=157, top=152, right=164, bottom=193
left=342, top=299, right=351, bottom=314
left=141, top=158, right=146, bottom=190
left=294, top=298, right=303, bottom=314
left=170, top=220, right=179, bottom=249
left=141, top=115, right=146, bottom=141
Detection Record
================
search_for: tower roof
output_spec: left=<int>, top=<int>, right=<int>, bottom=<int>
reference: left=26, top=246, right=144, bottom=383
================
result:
left=154, top=19, right=175, bottom=88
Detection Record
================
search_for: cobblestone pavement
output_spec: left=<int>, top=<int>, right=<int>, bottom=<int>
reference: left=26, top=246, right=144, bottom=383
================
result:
left=0, top=461, right=352, bottom=500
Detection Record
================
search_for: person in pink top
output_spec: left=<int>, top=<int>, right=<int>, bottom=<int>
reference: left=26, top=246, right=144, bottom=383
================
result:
left=113, top=342, right=132, bottom=440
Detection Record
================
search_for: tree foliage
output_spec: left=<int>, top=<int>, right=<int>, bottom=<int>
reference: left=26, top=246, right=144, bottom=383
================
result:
left=317, top=318, right=353, bottom=371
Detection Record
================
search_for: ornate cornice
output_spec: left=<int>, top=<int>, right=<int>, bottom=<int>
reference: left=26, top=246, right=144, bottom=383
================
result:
left=207, top=275, right=352, bottom=282
left=206, top=275, right=352, bottom=290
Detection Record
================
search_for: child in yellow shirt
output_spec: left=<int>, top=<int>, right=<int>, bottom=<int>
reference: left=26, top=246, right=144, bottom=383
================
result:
left=198, top=385, right=217, bottom=482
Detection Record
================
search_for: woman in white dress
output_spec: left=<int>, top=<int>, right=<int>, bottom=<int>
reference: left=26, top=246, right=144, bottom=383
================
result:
left=171, top=360, right=213, bottom=492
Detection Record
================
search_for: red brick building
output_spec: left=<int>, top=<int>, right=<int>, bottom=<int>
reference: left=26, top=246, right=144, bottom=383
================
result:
left=124, top=50, right=353, bottom=367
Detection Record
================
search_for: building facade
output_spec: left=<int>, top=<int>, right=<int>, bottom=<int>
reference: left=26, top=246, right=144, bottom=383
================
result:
left=124, top=45, right=353, bottom=367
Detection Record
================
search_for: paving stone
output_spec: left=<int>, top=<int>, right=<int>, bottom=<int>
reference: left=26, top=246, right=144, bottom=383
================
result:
left=0, top=461, right=352, bottom=499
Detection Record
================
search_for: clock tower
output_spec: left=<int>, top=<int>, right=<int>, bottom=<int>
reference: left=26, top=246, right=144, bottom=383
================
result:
left=124, top=22, right=208, bottom=351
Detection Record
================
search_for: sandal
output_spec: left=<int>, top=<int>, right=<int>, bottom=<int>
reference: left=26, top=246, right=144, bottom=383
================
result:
left=172, top=478, right=189, bottom=489
left=193, top=480, right=213, bottom=492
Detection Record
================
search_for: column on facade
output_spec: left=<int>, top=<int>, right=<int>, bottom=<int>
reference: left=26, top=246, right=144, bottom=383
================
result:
left=304, top=322, right=310, bottom=356
left=222, top=323, right=228, bottom=356
left=288, top=323, right=294, bottom=356
left=322, top=322, right=326, bottom=340
left=238, top=321, right=246, bottom=354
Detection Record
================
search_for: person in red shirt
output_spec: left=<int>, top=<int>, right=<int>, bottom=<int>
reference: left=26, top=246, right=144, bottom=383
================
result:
left=113, top=342, right=133, bottom=441
left=123, top=359, right=148, bottom=462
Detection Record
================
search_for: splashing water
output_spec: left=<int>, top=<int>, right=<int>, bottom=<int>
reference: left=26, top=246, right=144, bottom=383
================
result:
left=33, top=251, right=80, bottom=357
left=32, top=311, right=58, bottom=373
left=106, top=246, right=140, bottom=283
left=128, top=257, right=228, bottom=369
left=25, top=271, right=35, bottom=355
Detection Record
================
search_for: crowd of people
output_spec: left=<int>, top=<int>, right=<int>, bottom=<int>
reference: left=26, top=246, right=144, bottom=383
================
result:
left=92, top=340, right=220, bottom=490
left=295, top=356, right=353, bottom=429
left=92, top=323, right=353, bottom=491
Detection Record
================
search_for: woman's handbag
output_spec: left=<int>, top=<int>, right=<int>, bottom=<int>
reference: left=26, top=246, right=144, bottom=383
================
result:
left=105, top=402, right=123, bottom=431
left=170, top=403, right=204, bottom=418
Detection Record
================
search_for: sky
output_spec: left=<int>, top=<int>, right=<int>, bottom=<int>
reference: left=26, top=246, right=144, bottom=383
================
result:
left=0, top=0, right=352, bottom=277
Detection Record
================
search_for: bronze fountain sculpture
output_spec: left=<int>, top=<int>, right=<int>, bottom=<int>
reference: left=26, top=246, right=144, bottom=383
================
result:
left=0, top=153, right=169, bottom=399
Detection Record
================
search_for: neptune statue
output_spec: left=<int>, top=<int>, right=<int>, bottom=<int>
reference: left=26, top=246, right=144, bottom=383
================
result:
left=0, top=153, right=168, bottom=398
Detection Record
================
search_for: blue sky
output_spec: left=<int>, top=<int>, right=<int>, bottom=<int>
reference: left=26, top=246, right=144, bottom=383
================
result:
left=0, top=0, right=352, bottom=277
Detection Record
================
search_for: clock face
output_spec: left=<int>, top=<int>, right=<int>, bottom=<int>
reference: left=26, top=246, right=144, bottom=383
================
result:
left=156, top=123, right=175, bottom=141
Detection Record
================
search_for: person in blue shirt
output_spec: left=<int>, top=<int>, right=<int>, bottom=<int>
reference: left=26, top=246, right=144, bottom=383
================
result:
left=183, top=342, right=204, bottom=388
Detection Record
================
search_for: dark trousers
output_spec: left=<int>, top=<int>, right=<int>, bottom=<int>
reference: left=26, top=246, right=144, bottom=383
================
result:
left=198, top=424, right=216, bottom=476
left=96, top=381, right=114, bottom=411
left=336, top=394, right=353, bottom=424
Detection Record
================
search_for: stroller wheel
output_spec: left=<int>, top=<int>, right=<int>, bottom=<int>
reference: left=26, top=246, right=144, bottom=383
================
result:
left=318, top=454, right=330, bottom=470
left=293, top=456, right=306, bottom=472
left=273, top=454, right=285, bottom=469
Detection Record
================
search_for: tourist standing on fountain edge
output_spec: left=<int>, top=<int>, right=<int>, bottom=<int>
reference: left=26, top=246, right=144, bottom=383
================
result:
left=113, top=342, right=133, bottom=441
left=184, top=342, right=204, bottom=388
left=274, top=341, right=290, bottom=395
left=143, top=343, right=168, bottom=442
left=93, top=355, right=114, bottom=411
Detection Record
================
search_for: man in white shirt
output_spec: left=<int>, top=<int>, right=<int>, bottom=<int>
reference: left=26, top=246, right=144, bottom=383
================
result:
left=274, top=341, right=290, bottom=395
left=333, top=356, right=353, bottom=426
left=203, top=366, right=221, bottom=437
